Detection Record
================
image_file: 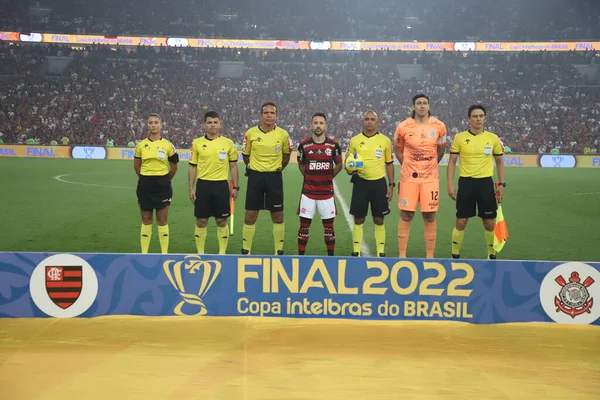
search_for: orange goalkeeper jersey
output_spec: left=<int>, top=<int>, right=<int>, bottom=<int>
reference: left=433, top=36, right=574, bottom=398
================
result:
left=394, top=117, right=447, bottom=182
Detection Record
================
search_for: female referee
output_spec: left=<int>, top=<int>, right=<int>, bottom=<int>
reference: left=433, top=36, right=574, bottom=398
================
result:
left=133, top=113, right=179, bottom=253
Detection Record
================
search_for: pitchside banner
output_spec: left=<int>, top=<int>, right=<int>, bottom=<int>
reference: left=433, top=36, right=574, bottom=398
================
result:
left=0, top=253, right=599, bottom=325
left=1, top=31, right=599, bottom=51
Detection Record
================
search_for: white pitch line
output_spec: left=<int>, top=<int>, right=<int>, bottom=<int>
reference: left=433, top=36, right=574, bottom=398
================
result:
left=514, top=191, right=600, bottom=198
left=333, top=179, right=372, bottom=257
left=54, top=173, right=134, bottom=190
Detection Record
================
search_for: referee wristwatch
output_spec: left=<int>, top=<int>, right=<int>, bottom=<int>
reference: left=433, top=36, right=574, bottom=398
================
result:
left=232, top=186, right=240, bottom=191
left=388, top=182, right=396, bottom=187
left=498, top=182, right=506, bottom=187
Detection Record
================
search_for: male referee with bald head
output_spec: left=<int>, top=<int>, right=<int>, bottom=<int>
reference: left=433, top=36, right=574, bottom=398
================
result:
left=346, top=110, right=395, bottom=257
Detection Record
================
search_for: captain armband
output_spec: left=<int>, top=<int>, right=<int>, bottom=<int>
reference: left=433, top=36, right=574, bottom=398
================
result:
left=168, top=153, right=180, bottom=163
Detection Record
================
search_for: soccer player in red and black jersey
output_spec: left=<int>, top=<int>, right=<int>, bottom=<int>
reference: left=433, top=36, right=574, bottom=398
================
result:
left=297, top=113, right=343, bottom=256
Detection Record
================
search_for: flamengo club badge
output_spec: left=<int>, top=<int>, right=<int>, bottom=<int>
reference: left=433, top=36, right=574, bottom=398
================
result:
left=540, top=262, right=600, bottom=324
left=30, top=254, right=99, bottom=318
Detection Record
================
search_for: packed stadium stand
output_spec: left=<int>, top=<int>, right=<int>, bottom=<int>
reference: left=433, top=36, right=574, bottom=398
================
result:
left=0, top=0, right=599, bottom=153
left=1, top=0, right=599, bottom=40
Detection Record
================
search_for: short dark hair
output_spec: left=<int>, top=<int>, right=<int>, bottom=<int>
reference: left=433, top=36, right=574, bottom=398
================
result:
left=148, top=113, right=161, bottom=121
left=260, top=102, right=277, bottom=114
left=312, top=112, right=327, bottom=121
left=468, top=104, right=486, bottom=117
left=411, top=94, right=431, bottom=118
left=204, top=111, right=220, bottom=121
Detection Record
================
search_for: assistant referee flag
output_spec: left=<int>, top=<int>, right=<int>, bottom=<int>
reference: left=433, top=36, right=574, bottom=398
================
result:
left=493, top=187, right=509, bottom=252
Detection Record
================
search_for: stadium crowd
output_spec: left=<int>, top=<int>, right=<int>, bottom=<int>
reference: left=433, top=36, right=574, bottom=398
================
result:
left=1, top=0, right=599, bottom=41
left=0, top=42, right=599, bottom=154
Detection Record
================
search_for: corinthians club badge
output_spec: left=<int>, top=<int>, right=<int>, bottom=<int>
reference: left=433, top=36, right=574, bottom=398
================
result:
left=554, top=272, right=594, bottom=319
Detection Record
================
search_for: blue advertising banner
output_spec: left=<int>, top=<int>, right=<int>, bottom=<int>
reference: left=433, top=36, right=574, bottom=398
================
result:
left=1, top=252, right=599, bottom=325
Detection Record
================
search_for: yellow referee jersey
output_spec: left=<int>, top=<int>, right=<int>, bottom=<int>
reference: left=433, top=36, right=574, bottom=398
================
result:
left=242, top=125, right=291, bottom=172
left=450, top=130, right=503, bottom=178
left=189, top=135, right=238, bottom=181
left=347, top=132, right=393, bottom=180
left=135, top=137, right=177, bottom=176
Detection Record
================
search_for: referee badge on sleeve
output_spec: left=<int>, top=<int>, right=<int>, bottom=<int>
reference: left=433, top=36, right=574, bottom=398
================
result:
left=483, top=146, right=492, bottom=156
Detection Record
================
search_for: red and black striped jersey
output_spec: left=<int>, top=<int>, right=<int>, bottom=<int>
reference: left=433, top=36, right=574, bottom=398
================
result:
left=297, top=137, right=343, bottom=200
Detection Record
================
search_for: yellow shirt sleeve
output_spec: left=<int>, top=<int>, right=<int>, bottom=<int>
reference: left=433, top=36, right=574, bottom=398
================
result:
left=450, top=135, right=461, bottom=154
left=493, top=136, right=504, bottom=155
left=167, top=141, right=175, bottom=157
left=242, top=130, right=252, bottom=156
left=134, top=142, right=142, bottom=158
left=228, top=141, right=238, bottom=162
left=347, top=137, right=356, bottom=155
left=282, top=131, right=291, bottom=155
left=190, top=141, right=198, bottom=165
left=384, top=137, right=393, bottom=163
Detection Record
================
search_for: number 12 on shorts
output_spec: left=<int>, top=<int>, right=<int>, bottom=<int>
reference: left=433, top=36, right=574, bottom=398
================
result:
left=431, top=191, right=439, bottom=200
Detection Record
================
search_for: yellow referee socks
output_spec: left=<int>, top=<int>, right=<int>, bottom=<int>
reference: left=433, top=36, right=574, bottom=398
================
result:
left=157, top=225, right=169, bottom=254
left=217, top=225, right=229, bottom=255
left=352, top=223, right=363, bottom=255
left=374, top=224, right=385, bottom=256
left=451, top=227, right=464, bottom=256
left=485, top=230, right=495, bottom=258
left=140, top=224, right=152, bottom=254
left=194, top=226, right=207, bottom=254
left=242, top=224, right=256, bottom=254
left=273, top=223, right=285, bottom=255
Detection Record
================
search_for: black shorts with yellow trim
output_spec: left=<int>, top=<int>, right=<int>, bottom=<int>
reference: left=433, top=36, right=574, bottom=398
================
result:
left=137, top=174, right=172, bottom=211
left=194, top=179, right=231, bottom=219
left=456, top=176, right=497, bottom=219
left=245, top=169, right=283, bottom=212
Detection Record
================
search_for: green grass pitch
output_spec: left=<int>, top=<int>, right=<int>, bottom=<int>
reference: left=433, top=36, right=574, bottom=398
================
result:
left=1, top=158, right=599, bottom=261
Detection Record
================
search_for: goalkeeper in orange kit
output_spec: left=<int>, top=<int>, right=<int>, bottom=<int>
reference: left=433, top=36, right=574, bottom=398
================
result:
left=394, top=94, right=448, bottom=258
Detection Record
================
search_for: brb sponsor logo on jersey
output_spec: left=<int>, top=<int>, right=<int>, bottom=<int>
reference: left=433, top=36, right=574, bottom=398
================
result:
left=30, top=254, right=99, bottom=318
left=539, top=262, right=600, bottom=324
left=308, top=161, right=331, bottom=171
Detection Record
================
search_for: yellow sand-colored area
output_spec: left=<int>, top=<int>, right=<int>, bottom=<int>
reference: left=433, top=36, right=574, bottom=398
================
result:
left=1, top=317, right=599, bottom=399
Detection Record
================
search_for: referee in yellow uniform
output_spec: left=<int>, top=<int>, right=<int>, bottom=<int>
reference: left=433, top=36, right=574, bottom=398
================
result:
left=188, top=111, right=239, bottom=255
left=347, top=111, right=395, bottom=257
left=446, top=105, right=506, bottom=259
left=134, top=113, right=179, bottom=254
left=241, top=102, right=292, bottom=255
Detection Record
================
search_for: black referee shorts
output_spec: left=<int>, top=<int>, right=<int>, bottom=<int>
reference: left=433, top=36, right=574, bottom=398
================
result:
left=349, top=176, right=390, bottom=218
left=245, top=169, right=283, bottom=212
left=195, top=179, right=231, bottom=219
left=456, top=177, right=497, bottom=219
left=137, top=174, right=172, bottom=211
